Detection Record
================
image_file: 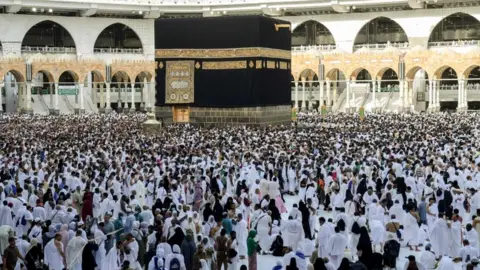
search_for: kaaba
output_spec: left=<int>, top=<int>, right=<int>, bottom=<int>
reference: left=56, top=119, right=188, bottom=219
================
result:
left=154, top=15, right=292, bottom=126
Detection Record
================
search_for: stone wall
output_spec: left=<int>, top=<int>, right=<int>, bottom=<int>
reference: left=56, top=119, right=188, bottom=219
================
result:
left=156, top=105, right=292, bottom=126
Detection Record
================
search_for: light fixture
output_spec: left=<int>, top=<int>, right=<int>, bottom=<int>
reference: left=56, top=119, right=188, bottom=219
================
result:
left=31, top=7, right=37, bottom=12
left=352, top=6, right=356, bottom=9
left=276, top=7, right=279, bottom=11
left=48, top=8, right=53, bottom=12
left=138, top=11, right=143, bottom=14
left=223, top=10, right=226, bottom=14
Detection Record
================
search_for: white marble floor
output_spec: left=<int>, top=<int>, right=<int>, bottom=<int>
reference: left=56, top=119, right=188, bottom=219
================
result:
left=249, top=194, right=463, bottom=270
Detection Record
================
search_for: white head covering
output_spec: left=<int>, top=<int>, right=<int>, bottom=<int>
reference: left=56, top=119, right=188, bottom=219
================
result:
left=173, top=244, right=181, bottom=253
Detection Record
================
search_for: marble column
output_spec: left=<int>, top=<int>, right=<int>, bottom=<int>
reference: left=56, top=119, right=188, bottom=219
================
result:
left=106, top=82, right=111, bottom=110
left=463, top=78, right=468, bottom=109
left=130, top=83, right=136, bottom=112
left=428, top=79, right=433, bottom=111
left=142, top=78, right=147, bottom=109
left=372, top=79, right=376, bottom=111
left=49, top=83, right=53, bottom=109
left=0, top=81, right=3, bottom=112
left=346, top=80, right=351, bottom=110
left=26, top=82, right=32, bottom=112
left=149, top=80, right=155, bottom=111
left=54, top=83, right=59, bottom=111
left=319, top=80, right=324, bottom=107
left=123, top=80, right=128, bottom=109
left=333, top=80, right=337, bottom=106
left=79, top=84, right=84, bottom=111
left=294, top=82, right=298, bottom=108
left=301, top=80, right=306, bottom=109
left=99, top=83, right=104, bottom=109
left=326, top=79, right=331, bottom=107
left=399, top=79, right=404, bottom=109
left=435, top=79, right=440, bottom=110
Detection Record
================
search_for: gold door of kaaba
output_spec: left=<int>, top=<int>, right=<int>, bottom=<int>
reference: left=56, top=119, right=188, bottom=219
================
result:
left=172, top=106, right=190, bottom=123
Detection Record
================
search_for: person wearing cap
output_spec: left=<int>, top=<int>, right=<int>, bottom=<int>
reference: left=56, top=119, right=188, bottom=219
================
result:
left=2, top=236, right=24, bottom=270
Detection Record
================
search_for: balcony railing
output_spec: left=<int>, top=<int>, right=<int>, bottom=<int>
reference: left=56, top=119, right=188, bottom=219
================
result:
left=21, top=46, right=76, bottom=54
left=353, top=42, right=409, bottom=51
left=292, top=44, right=337, bottom=52
left=94, top=48, right=143, bottom=54
left=428, top=40, right=480, bottom=48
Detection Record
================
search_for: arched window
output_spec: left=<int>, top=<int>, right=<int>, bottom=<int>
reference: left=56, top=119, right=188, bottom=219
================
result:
left=292, top=21, right=335, bottom=47
left=429, top=13, right=480, bottom=47
left=22, top=21, right=75, bottom=49
left=94, top=23, right=142, bottom=52
left=354, top=17, right=408, bottom=50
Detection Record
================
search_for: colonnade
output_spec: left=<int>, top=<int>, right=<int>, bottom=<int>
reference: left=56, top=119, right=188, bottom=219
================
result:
left=3, top=79, right=157, bottom=114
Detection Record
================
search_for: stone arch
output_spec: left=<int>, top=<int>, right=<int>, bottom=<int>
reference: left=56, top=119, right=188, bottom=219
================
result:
left=82, top=70, right=105, bottom=86
left=298, top=69, right=317, bottom=83
left=134, top=71, right=153, bottom=82
left=434, top=66, right=458, bottom=79
left=406, top=66, right=429, bottom=81
left=58, top=70, right=79, bottom=85
left=378, top=68, right=399, bottom=89
left=34, top=70, right=55, bottom=84
left=292, top=20, right=336, bottom=47
left=5, top=70, right=25, bottom=83
left=436, top=66, right=458, bottom=90
left=376, top=67, right=399, bottom=79
left=21, top=20, right=76, bottom=49
left=462, top=65, right=480, bottom=79
left=325, top=68, right=346, bottom=81
left=428, top=12, right=480, bottom=45
left=93, top=23, right=143, bottom=51
left=350, top=67, right=372, bottom=81
left=353, top=16, right=409, bottom=48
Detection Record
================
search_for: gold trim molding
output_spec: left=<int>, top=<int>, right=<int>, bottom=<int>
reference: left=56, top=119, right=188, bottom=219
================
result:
left=202, top=61, right=247, bottom=70
left=155, top=47, right=291, bottom=60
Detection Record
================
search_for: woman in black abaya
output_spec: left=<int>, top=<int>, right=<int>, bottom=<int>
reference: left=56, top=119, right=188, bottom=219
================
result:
left=298, top=200, right=312, bottom=239
left=357, top=226, right=373, bottom=269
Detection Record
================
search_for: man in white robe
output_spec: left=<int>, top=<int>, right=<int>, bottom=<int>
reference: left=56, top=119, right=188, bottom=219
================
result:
left=44, top=234, right=66, bottom=270
left=233, top=213, right=248, bottom=258
left=67, top=230, right=87, bottom=270
left=459, top=239, right=479, bottom=270
left=430, top=214, right=450, bottom=257
left=102, top=242, right=122, bottom=270
left=282, top=216, right=304, bottom=250
left=94, top=223, right=107, bottom=268
left=419, top=244, right=436, bottom=270
left=256, top=211, right=272, bottom=252
left=0, top=201, right=13, bottom=228
left=124, top=233, right=141, bottom=270
left=326, top=227, right=347, bottom=269
left=403, top=209, right=420, bottom=251
left=317, top=217, right=334, bottom=259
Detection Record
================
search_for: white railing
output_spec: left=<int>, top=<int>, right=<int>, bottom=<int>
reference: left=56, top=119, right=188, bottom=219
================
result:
left=94, top=48, right=143, bottom=54
left=428, top=40, right=480, bottom=48
left=353, top=42, right=409, bottom=51
left=292, top=44, right=337, bottom=52
left=21, top=46, right=76, bottom=54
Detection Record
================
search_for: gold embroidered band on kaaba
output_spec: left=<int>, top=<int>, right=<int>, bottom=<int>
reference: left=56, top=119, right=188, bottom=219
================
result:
left=155, top=47, right=291, bottom=60
left=157, top=60, right=290, bottom=70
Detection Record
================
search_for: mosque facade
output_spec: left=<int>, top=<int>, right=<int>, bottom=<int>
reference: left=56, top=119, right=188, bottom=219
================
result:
left=1, top=0, right=480, bottom=115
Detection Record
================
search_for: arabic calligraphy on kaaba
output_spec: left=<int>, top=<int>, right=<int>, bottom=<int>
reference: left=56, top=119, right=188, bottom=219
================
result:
left=165, top=61, right=194, bottom=104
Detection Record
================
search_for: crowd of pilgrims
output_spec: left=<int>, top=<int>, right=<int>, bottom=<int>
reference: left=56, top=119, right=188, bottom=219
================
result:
left=1, top=112, right=480, bottom=270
